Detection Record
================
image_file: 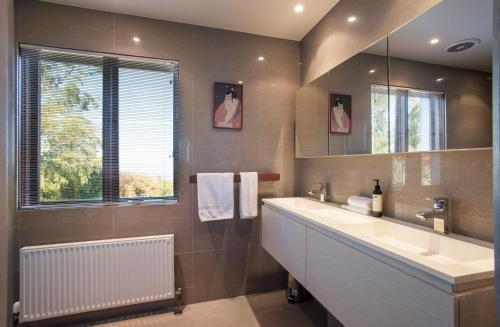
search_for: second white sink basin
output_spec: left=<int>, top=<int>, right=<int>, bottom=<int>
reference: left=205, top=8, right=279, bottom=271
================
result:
left=344, top=221, right=493, bottom=267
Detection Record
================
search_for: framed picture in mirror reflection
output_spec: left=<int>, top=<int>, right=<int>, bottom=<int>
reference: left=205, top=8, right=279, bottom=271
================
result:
left=329, top=93, right=352, bottom=134
left=213, top=82, right=243, bottom=129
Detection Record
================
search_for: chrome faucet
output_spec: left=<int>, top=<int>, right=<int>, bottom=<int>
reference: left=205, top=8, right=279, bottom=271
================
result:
left=308, top=182, right=328, bottom=202
left=416, top=198, right=450, bottom=234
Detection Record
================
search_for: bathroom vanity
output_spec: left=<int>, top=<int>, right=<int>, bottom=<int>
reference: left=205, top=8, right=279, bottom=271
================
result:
left=262, top=198, right=495, bottom=327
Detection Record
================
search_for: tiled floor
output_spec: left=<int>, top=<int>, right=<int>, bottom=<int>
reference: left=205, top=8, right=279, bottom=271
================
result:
left=94, top=291, right=327, bottom=327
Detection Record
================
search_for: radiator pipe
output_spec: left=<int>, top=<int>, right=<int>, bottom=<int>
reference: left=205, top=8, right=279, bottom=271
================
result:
left=174, top=288, right=183, bottom=315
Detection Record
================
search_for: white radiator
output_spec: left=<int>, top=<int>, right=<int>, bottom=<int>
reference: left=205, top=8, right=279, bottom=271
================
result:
left=19, top=234, right=175, bottom=322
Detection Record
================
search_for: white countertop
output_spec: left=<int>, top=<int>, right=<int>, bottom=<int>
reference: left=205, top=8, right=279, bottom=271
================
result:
left=263, top=197, right=494, bottom=287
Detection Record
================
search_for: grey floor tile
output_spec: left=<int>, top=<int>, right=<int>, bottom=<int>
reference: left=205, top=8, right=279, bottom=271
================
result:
left=94, top=290, right=326, bottom=327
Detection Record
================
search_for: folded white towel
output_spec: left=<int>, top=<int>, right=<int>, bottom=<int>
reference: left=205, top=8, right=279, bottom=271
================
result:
left=197, top=173, right=234, bottom=222
left=341, top=204, right=372, bottom=216
left=347, top=195, right=372, bottom=209
left=239, top=172, right=258, bottom=219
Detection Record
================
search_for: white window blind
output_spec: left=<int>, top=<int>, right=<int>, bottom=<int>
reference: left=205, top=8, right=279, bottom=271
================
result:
left=18, top=45, right=179, bottom=207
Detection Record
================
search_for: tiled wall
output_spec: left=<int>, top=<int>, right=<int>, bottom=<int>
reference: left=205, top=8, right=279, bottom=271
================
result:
left=297, top=0, right=493, bottom=243
left=15, top=0, right=299, bottom=305
left=300, top=0, right=440, bottom=85
left=295, top=148, right=493, bottom=242
left=0, top=0, right=16, bottom=325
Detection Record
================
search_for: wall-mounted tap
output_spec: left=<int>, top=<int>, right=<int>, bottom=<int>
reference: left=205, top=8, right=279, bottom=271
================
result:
left=416, top=197, right=450, bottom=234
left=308, top=182, right=328, bottom=202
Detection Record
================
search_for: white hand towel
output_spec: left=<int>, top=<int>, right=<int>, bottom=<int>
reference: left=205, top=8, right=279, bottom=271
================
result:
left=347, top=195, right=372, bottom=209
left=239, top=172, right=258, bottom=219
left=341, top=204, right=372, bottom=216
left=197, top=173, right=234, bottom=222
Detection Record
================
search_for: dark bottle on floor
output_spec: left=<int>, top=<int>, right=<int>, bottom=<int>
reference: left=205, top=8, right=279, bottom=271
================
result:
left=287, top=273, right=309, bottom=303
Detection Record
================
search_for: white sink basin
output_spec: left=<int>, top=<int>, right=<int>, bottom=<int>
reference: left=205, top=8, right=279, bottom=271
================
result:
left=271, top=197, right=329, bottom=211
left=345, top=221, right=493, bottom=266
left=309, top=208, right=377, bottom=225
left=265, top=197, right=377, bottom=225
left=262, top=197, right=494, bottom=285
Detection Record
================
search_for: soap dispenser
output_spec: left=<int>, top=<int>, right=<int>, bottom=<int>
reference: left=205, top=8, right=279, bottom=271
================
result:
left=372, top=179, right=383, bottom=217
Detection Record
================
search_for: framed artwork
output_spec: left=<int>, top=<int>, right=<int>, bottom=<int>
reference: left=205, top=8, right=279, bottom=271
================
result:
left=213, top=82, right=243, bottom=129
left=329, top=93, right=352, bottom=134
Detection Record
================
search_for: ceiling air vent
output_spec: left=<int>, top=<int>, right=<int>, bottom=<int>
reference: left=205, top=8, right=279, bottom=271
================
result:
left=445, top=38, right=481, bottom=53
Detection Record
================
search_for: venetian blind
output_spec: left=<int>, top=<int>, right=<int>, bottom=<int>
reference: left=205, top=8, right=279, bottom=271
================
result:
left=18, top=45, right=179, bottom=207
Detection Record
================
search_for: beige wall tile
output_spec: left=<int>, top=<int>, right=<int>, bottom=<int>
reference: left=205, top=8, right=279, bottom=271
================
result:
left=295, top=149, right=493, bottom=241
left=193, top=247, right=260, bottom=286
left=175, top=253, right=194, bottom=288
left=20, top=222, right=115, bottom=247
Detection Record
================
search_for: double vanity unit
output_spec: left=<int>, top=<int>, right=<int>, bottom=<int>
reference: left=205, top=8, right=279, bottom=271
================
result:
left=262, top=198, right=495, bottom=327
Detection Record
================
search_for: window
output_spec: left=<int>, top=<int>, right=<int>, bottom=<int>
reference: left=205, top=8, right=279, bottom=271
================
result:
left=18, top=45, right=179, bottom=207
left=371, top=85, right=445, bottom=154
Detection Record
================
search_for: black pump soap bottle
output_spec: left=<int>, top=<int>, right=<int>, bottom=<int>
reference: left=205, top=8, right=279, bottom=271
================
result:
left=372, top=179, right=383, bottom=217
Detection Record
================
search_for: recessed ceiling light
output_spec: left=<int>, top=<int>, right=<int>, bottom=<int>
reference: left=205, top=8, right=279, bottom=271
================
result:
left=132, top=36, right=141, bottom=43
left=436, top=77, right=444, bottom=82
left=430, top=38, right=440, bottom=45
left=294, top=4, right=304, bottom=13
left=258, top=56, right=265, bottom=61
left=238, top=80, right=243, bottom=84
left=369, top=69, right=376, bottom=74
left=347, top=16, right=357, bottom=23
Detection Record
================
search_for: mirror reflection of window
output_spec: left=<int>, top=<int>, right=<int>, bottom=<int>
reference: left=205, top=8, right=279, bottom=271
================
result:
left=421, top=153, right=441, bottom=186
left=371, top=85, right=446, bottom=153
left=392, top=156, right=406, bottom=188
left=371, top=85, right=390, bottom=154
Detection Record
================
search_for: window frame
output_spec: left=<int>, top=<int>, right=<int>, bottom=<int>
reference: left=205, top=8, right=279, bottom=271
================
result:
left=17, top=44, right=180, bottom=208
left=390, top=85, right=447, bottom=153
left=370, top=83, right=447, bottom=154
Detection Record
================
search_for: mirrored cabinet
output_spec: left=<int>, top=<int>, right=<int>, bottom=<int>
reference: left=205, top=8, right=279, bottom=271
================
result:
left=295, top=0, right=493, bottom=158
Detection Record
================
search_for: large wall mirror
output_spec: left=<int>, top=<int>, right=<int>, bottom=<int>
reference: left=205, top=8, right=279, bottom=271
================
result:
left=295, top=0, right=493, bottom=158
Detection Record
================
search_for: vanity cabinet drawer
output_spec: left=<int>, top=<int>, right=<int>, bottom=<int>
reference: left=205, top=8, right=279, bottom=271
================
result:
left=306, top=228, right=455, bottom=327
left=262, top=206, right=307, bottom=284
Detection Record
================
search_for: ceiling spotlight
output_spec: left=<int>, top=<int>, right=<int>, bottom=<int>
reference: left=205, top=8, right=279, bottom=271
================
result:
left=258, top=56, right=265, bottom=61
left=238, top=80, right=243, bottom=84
left=132, top=36, right=141, bottom=43
left=294, top=4, right=304, bottom=13
left=430, top=38, right=440, bottom=45
left=347, top=16, right=357, bottom=23
left=369, top=69, right=376, bottom=74
left=436, top=77, right=444, bottom=82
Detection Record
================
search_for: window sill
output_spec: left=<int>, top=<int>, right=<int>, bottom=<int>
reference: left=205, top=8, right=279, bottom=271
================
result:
left=19, top=199, right=180, bottom=211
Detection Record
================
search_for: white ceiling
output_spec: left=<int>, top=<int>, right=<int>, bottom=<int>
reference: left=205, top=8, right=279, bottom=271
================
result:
left=366, top=0, right=493, bottom=72
left=41, top=0, right=340, bottom=41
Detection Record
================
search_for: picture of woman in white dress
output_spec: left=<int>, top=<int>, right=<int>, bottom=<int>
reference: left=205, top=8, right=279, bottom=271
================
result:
left=330, top=94, right=351, bottom=134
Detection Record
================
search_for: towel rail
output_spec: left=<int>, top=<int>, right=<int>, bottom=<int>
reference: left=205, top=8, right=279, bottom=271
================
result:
left=189, top=173, right=280, bottom=183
